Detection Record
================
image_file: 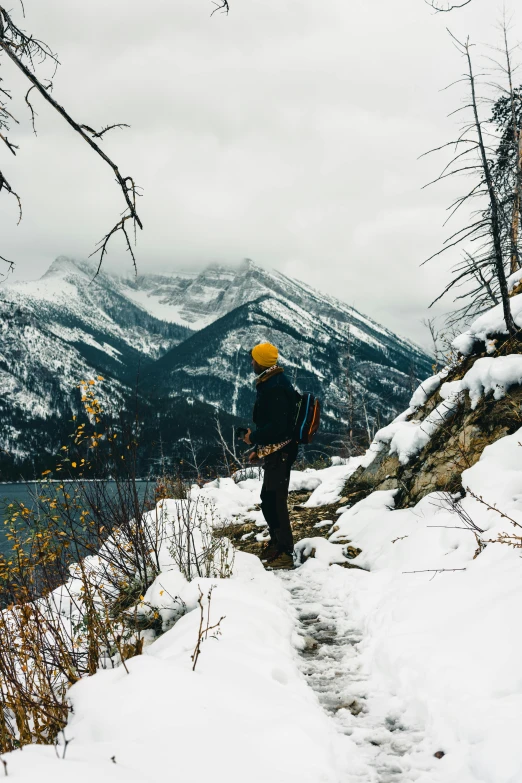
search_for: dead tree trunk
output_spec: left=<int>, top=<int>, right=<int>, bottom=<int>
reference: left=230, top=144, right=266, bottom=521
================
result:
left=501, top=22, right=522, bottom=275
left=511, top=132, right=522, bottom=275
left=465, top=41, right=516, bottom=334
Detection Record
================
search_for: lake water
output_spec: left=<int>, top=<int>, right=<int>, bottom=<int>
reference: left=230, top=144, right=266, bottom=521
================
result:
left=0, top=481, right=154, bottom=559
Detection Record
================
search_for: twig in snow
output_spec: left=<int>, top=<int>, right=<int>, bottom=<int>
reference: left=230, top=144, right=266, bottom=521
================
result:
left=431, top=492, right=485, bottom=533
left=191, top=586, right=225, bottom=671
left=60, top=731, right=73, bottom=759
left=402, top=568, right=467, bottom=574
left=0, top=757, right=7, bottom=777
left=465, top=486, right=522, bottom=529
left=427, top=525, right=478, bottom=530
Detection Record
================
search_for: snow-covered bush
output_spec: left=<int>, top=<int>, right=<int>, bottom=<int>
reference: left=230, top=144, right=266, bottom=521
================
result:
left=0, top=487, right=236, bottom=752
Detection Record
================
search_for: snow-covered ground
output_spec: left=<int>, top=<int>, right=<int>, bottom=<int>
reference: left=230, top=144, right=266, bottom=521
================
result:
left=196, top=458, right=366, bottom=526
left=5, top=554, right=351, bottom=783
left=5, top=426, right=522, bottom=783
left=326, top=431, right=522, bottom=782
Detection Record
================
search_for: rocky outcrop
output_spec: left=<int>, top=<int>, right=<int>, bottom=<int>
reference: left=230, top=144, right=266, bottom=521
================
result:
left=342, top=354, right=522, bottom=509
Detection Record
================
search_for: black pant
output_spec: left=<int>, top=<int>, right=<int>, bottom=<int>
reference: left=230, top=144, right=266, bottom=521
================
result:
left=260, top=442, right=298, bottom=555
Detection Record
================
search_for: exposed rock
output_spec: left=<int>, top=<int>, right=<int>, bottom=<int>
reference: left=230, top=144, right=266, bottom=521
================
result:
left=352, top=450, right=402, bottom=491
left=341, top=362, right=522, bottom=509
left=338, top=561, right=368, bottom=571
left=510, top=279, right=522, bottom=298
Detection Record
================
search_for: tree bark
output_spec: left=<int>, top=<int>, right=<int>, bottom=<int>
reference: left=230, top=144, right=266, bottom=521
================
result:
left=511, top=129, right=522, bottom=274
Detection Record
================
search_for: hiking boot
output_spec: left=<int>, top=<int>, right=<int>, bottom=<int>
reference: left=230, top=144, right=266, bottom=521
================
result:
left=266, top=552, right=294, bottom=571
left=260, top=541, right=278, bottom=562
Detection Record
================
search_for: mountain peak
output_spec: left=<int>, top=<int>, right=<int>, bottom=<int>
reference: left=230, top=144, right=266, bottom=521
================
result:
left=41, top=256, right=93, bottom=281
left=239, top=257, right=256, bottom=272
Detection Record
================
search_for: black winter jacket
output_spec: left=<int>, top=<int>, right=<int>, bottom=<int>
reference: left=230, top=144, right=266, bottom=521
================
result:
left=251, top=369, right=298, bottom=447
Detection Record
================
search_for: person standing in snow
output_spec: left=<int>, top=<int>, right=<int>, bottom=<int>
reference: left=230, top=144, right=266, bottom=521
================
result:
left=242, top=342, right=298, bottom=571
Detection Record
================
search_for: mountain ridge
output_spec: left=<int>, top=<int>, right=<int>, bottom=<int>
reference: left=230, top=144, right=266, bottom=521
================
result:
left=151, top=291, right=432, bottom=437
left=106, top=257, right=429, bottom=356
left=0, top=257, right=433, bottom=478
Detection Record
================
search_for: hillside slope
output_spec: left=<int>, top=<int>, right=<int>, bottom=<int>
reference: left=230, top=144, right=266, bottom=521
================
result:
left=340, top=285, right=522, bottom=508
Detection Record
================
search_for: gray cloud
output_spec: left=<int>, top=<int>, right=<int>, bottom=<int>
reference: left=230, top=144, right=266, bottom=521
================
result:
left=1, top=0, right=514, bottom=349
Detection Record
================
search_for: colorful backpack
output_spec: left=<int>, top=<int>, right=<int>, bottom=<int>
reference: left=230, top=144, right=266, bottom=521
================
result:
left=293, top=392, right=321, bottom=444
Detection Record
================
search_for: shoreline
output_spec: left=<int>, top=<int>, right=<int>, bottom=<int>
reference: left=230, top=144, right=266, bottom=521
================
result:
left=0, top=478, right=154, bottom=485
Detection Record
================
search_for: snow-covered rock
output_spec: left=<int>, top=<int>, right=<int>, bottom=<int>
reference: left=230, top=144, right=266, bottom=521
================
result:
left=440, top=354, right=522, bottom=409
left=452, top=292, right=522, bottom=355
left=409, top=368, right=448, bottom=410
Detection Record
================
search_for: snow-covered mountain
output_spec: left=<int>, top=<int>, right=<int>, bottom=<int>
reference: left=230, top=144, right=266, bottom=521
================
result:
left=115, top=258, right=418, bottom=348
left=152, top=293, right=431, bottom=435
left=0, top=257, right=432, bottom=477
left=0, top=258, right=190, bottom=472
left=6, top=256, right=191, bottom=359
left=118, top=257, right=433, bottom=431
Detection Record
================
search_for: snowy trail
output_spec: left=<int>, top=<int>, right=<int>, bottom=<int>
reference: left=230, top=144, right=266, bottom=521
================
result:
left=279, top=563, right=435, bottom=783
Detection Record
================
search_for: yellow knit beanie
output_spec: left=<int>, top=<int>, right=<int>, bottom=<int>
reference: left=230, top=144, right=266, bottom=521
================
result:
left=251, top=342, right=279, bottom=368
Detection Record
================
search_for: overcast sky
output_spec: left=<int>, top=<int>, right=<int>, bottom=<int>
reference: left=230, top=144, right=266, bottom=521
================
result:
left=1, top=0, right=519, bottom=349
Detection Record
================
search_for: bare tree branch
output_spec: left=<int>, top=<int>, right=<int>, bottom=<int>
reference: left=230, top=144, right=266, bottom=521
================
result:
left=0, top=168, right=22, bottom=224
left=81, top=123, right=130, bottom=140
left=0, top=3, right=142, bottom=274
left=211, top=0, right=229, bottom=16
left=25, top=84, right=37, bottom=135
left=426, top=0, right=472, bottom=11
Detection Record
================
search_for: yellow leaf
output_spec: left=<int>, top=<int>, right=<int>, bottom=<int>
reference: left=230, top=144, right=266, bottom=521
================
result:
left=41, top=470, right=51, bottom=476
left=97, top=375, right=104, bottom=381
left=71, top=462, right=77, bottom=468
